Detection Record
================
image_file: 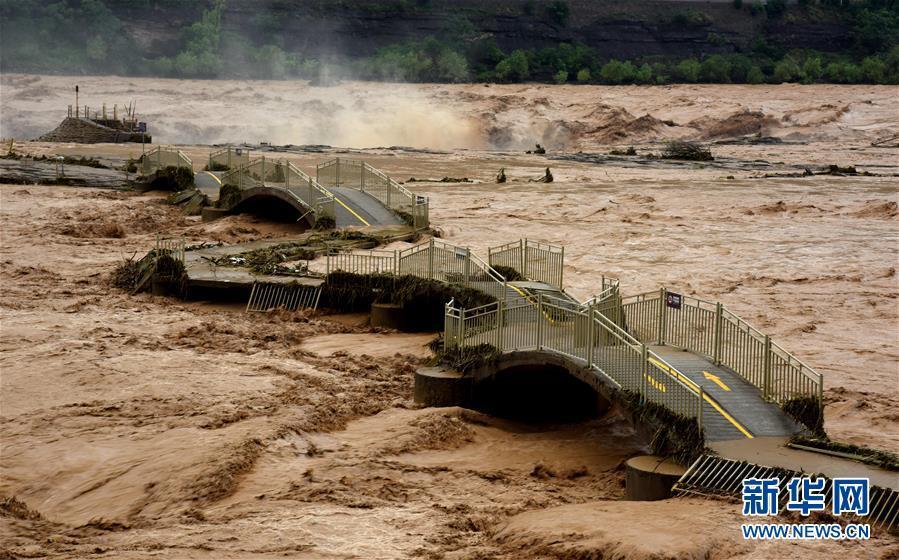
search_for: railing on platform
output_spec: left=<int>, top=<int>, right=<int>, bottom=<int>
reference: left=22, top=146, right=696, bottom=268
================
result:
left=155, top=234, right=185, bottom=262
left=316, top=157, right=430, bottom=229
left=140, top=147, right=192, bottom=176
left=620, top=288, right=823, bottom=410
left=488, top=238, right=564, bottom=289
left=325, top=238, right=509, bottom=302
left=444, top=291, right=706, bottom=428
left=221, top=157, right=336, bottom=222
left=326, top=249, right=398, bottom=275
left=208, top=146, right=250, bottom=171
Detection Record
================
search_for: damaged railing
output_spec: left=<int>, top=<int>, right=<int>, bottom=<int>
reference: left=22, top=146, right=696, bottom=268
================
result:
left=621, top=288, right=823, bottom=410
left=444, top=290, right=706, bottom=428
left=316, top=157, right=430, bottom=229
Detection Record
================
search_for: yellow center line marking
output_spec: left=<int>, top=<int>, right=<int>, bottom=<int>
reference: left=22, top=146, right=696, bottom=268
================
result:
left=648, top=357, right=753, bottom=439
left=703, top=371, right=731, bottom=392
left=203, top=170, right=222, bottom=185
left=331, top=196, right=370, bottom=227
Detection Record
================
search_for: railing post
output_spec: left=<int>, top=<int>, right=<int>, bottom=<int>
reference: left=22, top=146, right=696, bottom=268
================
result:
left=261, top=157, right=266, bottom=186
left=536, top=293, right=543, bottom=351
left=459, top=307, right=466, bottom=348
left=335, top=157, right=340, bottom=187
left=587, top=307, right=594, bottom=368
left=496, top=298, right=504, bottom=351
left=464, top=247, right=471, bottom=287
left=658, top=287, right=668, bottom=345
left=713, top=302, right=723, bottom=365
left=428, top=238, right=434, bottom=280
left=698, top=386, right=704, bottom=432
left=763, top=335, right=772, bottom=400
left=640, top=343, right=648, bottom=404
left=520, top=238, right=527, bottom=278
left=559, top=245, right=564, bottom=289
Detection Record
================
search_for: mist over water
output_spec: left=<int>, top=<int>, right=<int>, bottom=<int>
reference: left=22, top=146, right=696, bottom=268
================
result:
left=0, top=75, right=489, bottom=149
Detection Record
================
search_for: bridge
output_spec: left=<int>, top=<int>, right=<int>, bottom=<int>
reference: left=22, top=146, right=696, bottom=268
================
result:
left=324, top=237, right=822, bottom=446
left=140, top=147, right=429, bottom=230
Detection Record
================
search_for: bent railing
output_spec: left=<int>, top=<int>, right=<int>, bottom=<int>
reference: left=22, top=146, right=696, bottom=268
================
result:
left=620, top=288, right=823, bottom=410
left=444, top=292, right=707, bottom=429
left=140, top=147, right=192, bottom=176
left=316, top=157, right=430, bottom=229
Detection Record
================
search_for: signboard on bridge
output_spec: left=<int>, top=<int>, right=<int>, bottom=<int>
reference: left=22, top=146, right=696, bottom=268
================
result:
left=137, top=122, right=147, bottom=132
left=666, top=291, right=682, bottom=309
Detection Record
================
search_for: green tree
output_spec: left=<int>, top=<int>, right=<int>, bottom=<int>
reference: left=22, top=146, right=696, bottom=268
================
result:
left=86, top=35, right=107, bottom=63
left=824, top=61, right=861, bottom=83
left=675, top=58, right=701, bottom=82
left=802, top=56, right=822, bottom=83
left=436, top=49, right=469, bottom=82
left=600, top=60, right=636, bottom=84
left=700, top=54, right=731, bottom=82
left=634, top=63, right=653, bottom=84
left=747, top=65, right=766, bottom=83
left=495, top=49, right=529, bottom=81
left=576, top=68, right=591, bottom=82
left=545, top=1, right=570, bottom=26
left=553, top=69, right=568, bottom=84
left=860, top=56, right=886, bottom=83
left=773, top=57, right=801, bottom=82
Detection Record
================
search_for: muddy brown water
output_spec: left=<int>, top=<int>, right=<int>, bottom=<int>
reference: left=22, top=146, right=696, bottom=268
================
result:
left=1, top=78, right=898, bottom=558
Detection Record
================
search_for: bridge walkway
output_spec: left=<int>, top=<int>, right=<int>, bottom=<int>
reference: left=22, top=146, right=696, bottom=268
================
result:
left=325, top=186, right=404, bottom=227
left=649, top=346, right=800, bottom=441
left=461, top=317, right=800, bottom=442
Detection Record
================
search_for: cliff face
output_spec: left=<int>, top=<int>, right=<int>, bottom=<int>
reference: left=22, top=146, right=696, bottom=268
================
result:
left=118, top=0, right=853, bottom=61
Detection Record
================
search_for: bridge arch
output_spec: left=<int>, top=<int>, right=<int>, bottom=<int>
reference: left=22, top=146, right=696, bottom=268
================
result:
left=227, top=186, right=316, bottom=227
left=468, top=351, right=613, bottom=423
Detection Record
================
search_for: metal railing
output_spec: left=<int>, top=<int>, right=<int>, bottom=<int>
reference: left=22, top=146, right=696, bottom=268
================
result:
left=246, top=282, right=322, bottom=312
left=140, top=147, right=192, bottom=176
left=326, top=249, right=398, bottom=275
left=444, top=290, right=706, bottom=428
left=208, top=146, right=250, bottom=170
left=488, top=238, right=564, bottom=289
left=316, top=157, right=430, bottom=229
left=155, top=234, right=185, bottom=262
left=621, top=288, right=823, bottom=409
left=325, top=238, right=509, bottom=302
left=222, top=157, right=336, bottom=222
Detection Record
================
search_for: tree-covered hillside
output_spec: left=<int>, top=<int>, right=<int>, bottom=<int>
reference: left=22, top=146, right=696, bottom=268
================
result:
left=1, top=0, right=897, bottom=84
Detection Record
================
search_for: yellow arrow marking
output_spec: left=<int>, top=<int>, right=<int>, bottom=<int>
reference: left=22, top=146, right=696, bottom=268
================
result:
left=703, top=371, right=731, bottom=392
left=648, top=357, right=753, bottom=439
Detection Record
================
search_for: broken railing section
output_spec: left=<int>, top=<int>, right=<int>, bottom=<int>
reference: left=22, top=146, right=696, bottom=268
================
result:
left=246, top=282, right=322, bottom=313
left=316, top=157, right=430, bottom=229
left=443, top=291, right=707, bottom=431
left=621, top=288, right=824, bottom=430
left=488, top=238, right=564, bottom=289
left=675, top=454, right=898, bottom=530
left=221, top=156, right=337, bottom=223
left=140, top=147, right=192, bottom=176
left=325, top=238, right=509, bottom=302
